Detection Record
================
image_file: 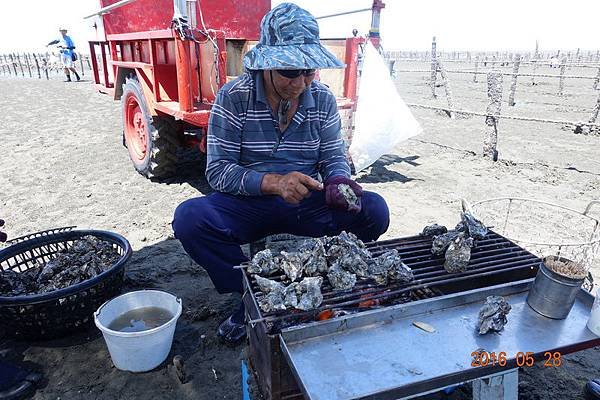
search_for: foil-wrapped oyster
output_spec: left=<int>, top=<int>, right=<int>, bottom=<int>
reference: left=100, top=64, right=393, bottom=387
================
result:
left=420, top=224, right=448, bottom=237
left=456, top=212, right=488, bottom=240
left=296, top=277, right=324, bottom=311
left=327, top=264, right=357, bottom=291
left=478, top=296, right=511, bottom=334
left=280, top=251, right=304, bottom=282
left=254, top=275, right=285, bottom=294
left=444, top=233, right=474, bottom=273
left=248, top=249, right=280, bottom=276
left=338, top=184, right=360, bottom=210
left=431, top=231, right=460, bottom=255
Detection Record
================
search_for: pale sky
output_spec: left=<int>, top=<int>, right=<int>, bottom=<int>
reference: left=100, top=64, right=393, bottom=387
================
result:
left=0, top=0, right=598, bottom=53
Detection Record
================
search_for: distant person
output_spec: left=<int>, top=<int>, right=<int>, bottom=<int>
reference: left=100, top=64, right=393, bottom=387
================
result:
left=47, top=27, right=80, bottom=82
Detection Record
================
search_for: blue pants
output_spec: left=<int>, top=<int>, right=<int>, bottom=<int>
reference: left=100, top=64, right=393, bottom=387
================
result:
left=172, top=191, right=389, bottom=294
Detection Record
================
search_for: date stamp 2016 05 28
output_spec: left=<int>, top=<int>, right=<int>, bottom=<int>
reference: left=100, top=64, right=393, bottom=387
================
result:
left=471, top=351, right=562, bottom=368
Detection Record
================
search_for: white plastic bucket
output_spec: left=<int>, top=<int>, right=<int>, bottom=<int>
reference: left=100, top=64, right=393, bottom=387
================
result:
left=94, top=290, right=182, bottom=372
left=587, top=289, right=600, bottom=336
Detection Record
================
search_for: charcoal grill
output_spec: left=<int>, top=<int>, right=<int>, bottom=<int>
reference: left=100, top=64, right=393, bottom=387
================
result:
left=242, top=231, right=600, bottom=400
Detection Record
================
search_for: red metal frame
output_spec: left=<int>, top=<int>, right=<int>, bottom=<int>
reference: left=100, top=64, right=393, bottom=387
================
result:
left=88, top=0, right=366, bottom=154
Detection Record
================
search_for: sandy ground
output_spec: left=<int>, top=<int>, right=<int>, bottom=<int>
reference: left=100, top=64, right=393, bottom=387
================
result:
left=1, top=63, right=600, bottom=400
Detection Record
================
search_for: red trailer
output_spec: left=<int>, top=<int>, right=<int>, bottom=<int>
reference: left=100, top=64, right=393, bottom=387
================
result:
left=88, top=0, right=367, bottom=178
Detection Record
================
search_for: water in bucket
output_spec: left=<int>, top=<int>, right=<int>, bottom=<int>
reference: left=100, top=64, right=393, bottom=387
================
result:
left=108, top=306, right=173, bottom=332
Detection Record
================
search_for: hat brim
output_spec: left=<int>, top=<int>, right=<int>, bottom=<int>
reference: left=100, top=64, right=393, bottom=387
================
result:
left=243, top=43, right=345, bottom=70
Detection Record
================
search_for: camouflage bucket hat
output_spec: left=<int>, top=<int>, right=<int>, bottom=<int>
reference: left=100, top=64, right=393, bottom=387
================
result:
left=243, top=3, right=345, bottom=70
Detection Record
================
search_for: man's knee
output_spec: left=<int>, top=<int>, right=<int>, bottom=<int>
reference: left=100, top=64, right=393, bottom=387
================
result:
left=362, top=191, right=390, bottom=236
left=172, top=198, right=207, bottom=241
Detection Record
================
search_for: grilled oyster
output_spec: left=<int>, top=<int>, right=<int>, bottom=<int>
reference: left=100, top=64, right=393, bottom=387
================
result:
left=327, top=263, right=357, bottom=291
left=478, top=296, right=511, bottom=334
left=444, top=233, right=474, bottom=273
left=431, top=231, right=460, bottom=255
left=254, top=275, right=285, bottom=294
left=248, top=249, right=280, bottom=276
left=298, top=239, right=328, bottom=275
left=258, top=291, right=286, bottom=313
left=280, top=251, right=304, bottom=282
left=456, top=211, right=488, bottom=240
left=420, top=224, right=448, bottom=237
left=368, top=250, right=414, bottom=285
left=296, top=277, right=324, bottom=311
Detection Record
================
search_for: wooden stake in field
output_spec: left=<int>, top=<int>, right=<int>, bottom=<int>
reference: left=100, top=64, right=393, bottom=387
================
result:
left=590, top=90, right=600, bottom=125
left=33, top=54, right=41, bottom=79
left=483, top=71, right=503, bottom=161
left=508, top=53, right=521, bottom=106
left=430, top=36, right=437, bottom=98
left=9, top=54, right=17, bottom=75
left=593, top=66, right=600, bottom=90
left=531, top=41, right=539, bottom=86
left=25, top=54, right=32, bottom=78
left=473, top=56, right=479, bottom=83
left=42, top=54, right=49, bottom=80
left=557, top=56, right=567, bottom=95
left=437, top=60, right=455, bottom=119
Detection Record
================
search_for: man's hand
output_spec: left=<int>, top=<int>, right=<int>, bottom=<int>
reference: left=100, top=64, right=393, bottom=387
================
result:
left=325, top=176, right=363, bottom=213
left=0, top=219, right=7, bottom=243
left=262, top=172, right=323, bottom=204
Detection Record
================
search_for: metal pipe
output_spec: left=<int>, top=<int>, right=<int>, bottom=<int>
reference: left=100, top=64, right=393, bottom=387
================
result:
left=83, top=0, right=138, bottom=19
left=315, top=8, right=370, bottom=20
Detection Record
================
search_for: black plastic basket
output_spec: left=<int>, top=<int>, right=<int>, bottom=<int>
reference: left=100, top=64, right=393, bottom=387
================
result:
left=0, top=229, right=132, bottom=340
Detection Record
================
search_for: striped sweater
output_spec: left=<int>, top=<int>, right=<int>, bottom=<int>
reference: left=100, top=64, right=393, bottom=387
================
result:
left=206, top=72, right=350, bottom=196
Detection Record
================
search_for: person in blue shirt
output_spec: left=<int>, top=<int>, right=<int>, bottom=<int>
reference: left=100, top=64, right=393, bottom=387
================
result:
left=172, top=3, right=390, bottom=344
left=47, top=27, right=80, bottom=82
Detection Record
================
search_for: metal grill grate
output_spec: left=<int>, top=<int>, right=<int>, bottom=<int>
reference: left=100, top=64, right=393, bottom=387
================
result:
left=242, top=231, right=541, bottom=332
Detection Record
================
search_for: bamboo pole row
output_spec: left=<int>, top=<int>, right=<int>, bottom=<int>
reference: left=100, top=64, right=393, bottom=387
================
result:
left=0, top=53, right=91, bottom=79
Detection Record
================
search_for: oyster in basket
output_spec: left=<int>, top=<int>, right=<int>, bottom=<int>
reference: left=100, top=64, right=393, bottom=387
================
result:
left=444, top=233, right=474, bottom=273
left=478, top=295, right=511, bottom=334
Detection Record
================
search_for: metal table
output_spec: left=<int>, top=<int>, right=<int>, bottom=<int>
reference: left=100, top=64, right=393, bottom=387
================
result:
left=279, top=280, right=600, bottom=400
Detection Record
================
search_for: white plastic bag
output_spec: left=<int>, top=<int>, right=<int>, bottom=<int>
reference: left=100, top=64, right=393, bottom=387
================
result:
left=349, top=42, right=422, bottom=173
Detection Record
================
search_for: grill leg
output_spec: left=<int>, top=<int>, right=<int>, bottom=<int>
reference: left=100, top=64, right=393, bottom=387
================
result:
left=472, top=368, right=518, bottom=400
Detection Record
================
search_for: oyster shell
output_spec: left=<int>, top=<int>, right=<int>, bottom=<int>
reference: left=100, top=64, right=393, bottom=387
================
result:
left=258, top=291, right=286, bottom=313
left=1, top=235, right=120, bottom=297
left=335, top=252, right=369, bottom=278
left=327, top=263, right=357, bottom=291
left=456, top=211, right=488, bottom=240
left=338, top=184, right=360, bottom=210
left=323, top=231, right=371, bottom=265
left=296, top=277, right=324, bottom=311
left=283, top=283, right=300, bottom=308
left=248, top=249, right=280, bottom=276
left=298, top=239, right=328, bottom=275
left=368, top=250, right=414, bottom=285
left=254, top=275, right=285, bottom=294
left=444, top=233, right=474, bottom=273
left=280, top=251, right=304, bottom=282
left=431, top=231, right=460, bottom=255
left=478, top=295, right=511, bottom=334
left=420, top=224, right=448, bottom=237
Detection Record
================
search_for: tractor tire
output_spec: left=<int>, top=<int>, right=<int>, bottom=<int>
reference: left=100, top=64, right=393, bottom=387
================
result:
left=121, top=75, right=179, bottom=179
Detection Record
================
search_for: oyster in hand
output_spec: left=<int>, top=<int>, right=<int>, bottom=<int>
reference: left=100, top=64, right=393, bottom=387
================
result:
left=444, top=233, right=474, bottom=273
left=478, top=296, right=511, bottom=334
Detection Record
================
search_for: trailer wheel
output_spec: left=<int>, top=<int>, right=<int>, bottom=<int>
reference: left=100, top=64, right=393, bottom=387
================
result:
left=122, top=75, right=179, bottom=178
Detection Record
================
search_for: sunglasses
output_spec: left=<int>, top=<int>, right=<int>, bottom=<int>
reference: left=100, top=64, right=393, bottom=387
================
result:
left=276, top=69, right=316, bottom=79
